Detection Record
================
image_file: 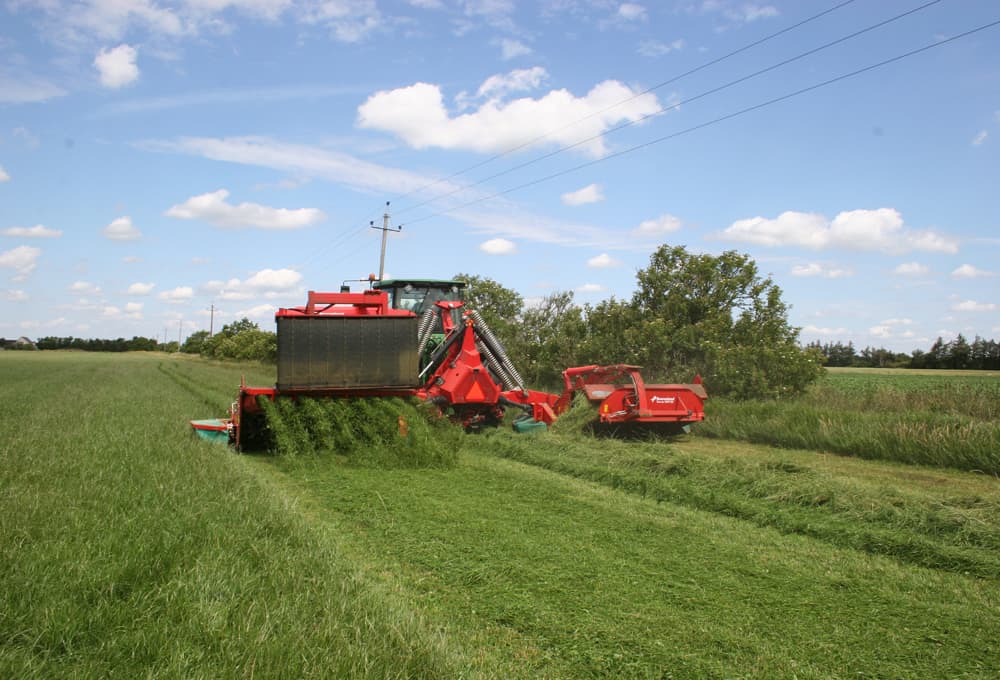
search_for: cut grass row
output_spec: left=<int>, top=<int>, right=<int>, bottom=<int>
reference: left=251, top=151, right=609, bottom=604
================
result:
left=479, top=428, right=1000, bottom=577
left=0, top=352, right=458, bottom=678
left=266, top=445, right=1000, bottom=678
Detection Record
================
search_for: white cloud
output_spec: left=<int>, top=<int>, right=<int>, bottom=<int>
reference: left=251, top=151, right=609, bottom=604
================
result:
left=972, top=130, right=988, bottom=146
left=145, top=135, right=642, bottom=250
left=617, top=3, right=647, bottom=21
left=2, top=225, right=62, bottom=238
left=952, top=300, right=997, bottom=312
left=479, top=238, right=517, bottom=255
left=244, top=267, right=302, bottom=290
left=144, top=135, right=460, bottom=198
left=69, top=281, right=102, bottom=295
left=870, top=325, right=892, bottom=338
left=0, top=71, right=67, bottom=104
left=575, top=282, right=605, bottom=293
left=94, top=44, right=139, bottom=88
left=709, top=2, right=778, bottom=23
left=561, top=183, right=604, bottom=206
left=0, top=245, right=42, bottom=280
left=123, top=255, right=142, bottom=263
left=790, top=263, right=853, bottom=279
left=159, top=286, right=194, bottom=303
left=103, top=302, right=143, bottom=319
left=894, top=262, right=929, bottom=276
left=635, top=213, right=682, bottom=236
left=0, top=166, right=9, bottom=182
left=498, top=38, right=531, bottom=60
left=357, top=75, right=662, bottom=157
left=638, top=38, right=684, bottom=57
left=951, top=264, right=994, bottom=278
left=235, top=303, right=278, bottom=321
left=476, top=66, right=548, bottom=100
left=165, top=189, right=325, bottom=229
left=406, top=0, right=445, bottom=8
left=720, top=208, right=958, bottom=254
left=203, top=267, right=303, bottom=301
left=587, top=253, right=621, bottom=268
left=103, top=216, right=142, bottom=240
left=5, top=289, right=28, bottom=302
left=127, top=282, right=155, bottom=295
left=802, top=324, right=848, bottom=336
left=880, top=318, right=913, bottom=326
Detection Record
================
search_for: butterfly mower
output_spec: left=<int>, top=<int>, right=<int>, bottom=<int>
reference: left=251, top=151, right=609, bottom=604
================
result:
left=190, top=279, right=706, bottom=450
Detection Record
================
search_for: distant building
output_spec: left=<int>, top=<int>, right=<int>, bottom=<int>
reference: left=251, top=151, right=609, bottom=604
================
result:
left=0, top=336, right=38, bottom=350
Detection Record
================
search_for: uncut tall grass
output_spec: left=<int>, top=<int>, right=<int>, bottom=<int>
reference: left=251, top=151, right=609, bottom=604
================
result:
left=698, top=371, right=1000, bottom=473
left=0, top=352, right=456, bottom=678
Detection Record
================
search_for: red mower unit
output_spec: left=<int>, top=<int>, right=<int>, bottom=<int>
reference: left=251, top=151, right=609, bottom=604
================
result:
left=556, top=364, right=707, bottom=436
left=190, top=278, right=706, bottom=449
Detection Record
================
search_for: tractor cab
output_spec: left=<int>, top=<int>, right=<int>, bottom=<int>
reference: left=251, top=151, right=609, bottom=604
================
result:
left=374, top=279, right=466, bottom=316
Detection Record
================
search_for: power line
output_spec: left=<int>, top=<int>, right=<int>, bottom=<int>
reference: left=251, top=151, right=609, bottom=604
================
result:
left=402, top=17, right=1000, bottom=228
left=395, top=0, right=943, bottom=217
left=387, top=0, right=862, bottom=211
left=290, top=0, right=865, bottom=276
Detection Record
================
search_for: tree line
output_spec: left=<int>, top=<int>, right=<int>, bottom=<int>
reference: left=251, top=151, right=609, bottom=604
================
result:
left=459, top=244, right=824, bottom=399
left=808, top=335, right=1000, bottom=370
left=36, top=336, right=161, bottom=352
left=31, top=246, right=830, bottom=399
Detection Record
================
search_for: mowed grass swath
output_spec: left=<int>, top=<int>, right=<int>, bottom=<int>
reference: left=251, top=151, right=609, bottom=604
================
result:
left=0, top=352, right=459, bottom=678
left=3, top=352, right=999, bottom=678
left=698, top=368, right=1000, bottom=473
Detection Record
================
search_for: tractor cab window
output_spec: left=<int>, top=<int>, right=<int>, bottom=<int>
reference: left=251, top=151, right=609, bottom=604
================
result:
left=381, top=281, right=465, bottom=316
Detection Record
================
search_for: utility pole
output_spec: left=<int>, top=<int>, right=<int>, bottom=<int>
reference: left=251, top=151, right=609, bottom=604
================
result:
left=370, top=201, right=402, bottom=281
left=178, top=319, right=183, bottom=348
left=209, top=303, right=215, bottom=336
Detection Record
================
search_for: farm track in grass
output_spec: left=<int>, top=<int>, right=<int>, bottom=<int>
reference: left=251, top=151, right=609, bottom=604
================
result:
left=4, top=353, right=999, bottom=678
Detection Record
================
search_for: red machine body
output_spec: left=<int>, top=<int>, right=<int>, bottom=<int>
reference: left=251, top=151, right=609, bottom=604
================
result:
left=192, top=282, right=706, bottom=449
left=557, top=364, right=706, bottom=435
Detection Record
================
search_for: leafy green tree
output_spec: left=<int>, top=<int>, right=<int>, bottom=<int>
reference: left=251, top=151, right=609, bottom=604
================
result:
left=515, top=291, right=587, bottom=388
left=453, top=273, right=523, bottom=350
left=181, top=330, right=211, bottom=354
left=201, top=318, right=277, bottom=363
left=621, top=245, right=823, bottom=398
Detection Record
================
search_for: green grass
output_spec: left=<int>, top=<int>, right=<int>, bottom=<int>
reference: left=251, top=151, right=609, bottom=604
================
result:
left=3, top=353, right=999, bottom=678
left=698, top=368, right=1000, bottom=473
left=266, top=444, right=999, bottom=678
left=259, top=395, right=461, bottom=468
left=0, top=352, right=459, bottom=678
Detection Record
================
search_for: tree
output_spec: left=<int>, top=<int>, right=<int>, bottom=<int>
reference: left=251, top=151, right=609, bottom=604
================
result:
left=621, top=245, right=823, bottom=398
left=201, top=318, right=277, bottom=363
left=515, top=291, right=587, bottom=388
left=453, top=273, right=523, bottom=350
left=181, top=330, right=211, bottom=354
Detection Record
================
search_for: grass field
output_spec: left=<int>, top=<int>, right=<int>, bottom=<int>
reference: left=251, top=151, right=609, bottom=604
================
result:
left=698, top=368, right=1000, bottom=474
left=2, top=352, right=998, bottom=678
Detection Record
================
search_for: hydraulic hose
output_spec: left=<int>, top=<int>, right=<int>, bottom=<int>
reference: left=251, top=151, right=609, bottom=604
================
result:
left=468, top=310, right=526, bottom=394
left=416, top=307, right=436, bottom=356
left=476, top=338, right=517, bottom=391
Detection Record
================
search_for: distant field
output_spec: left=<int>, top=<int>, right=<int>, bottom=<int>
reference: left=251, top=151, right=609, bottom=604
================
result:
left=2, top=353, right=998, bottom=678
left=698, top=367, right=1000, bottom=473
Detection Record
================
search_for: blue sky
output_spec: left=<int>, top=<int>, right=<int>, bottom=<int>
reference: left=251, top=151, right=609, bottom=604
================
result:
left=1, top=0, right=997, bottom=352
